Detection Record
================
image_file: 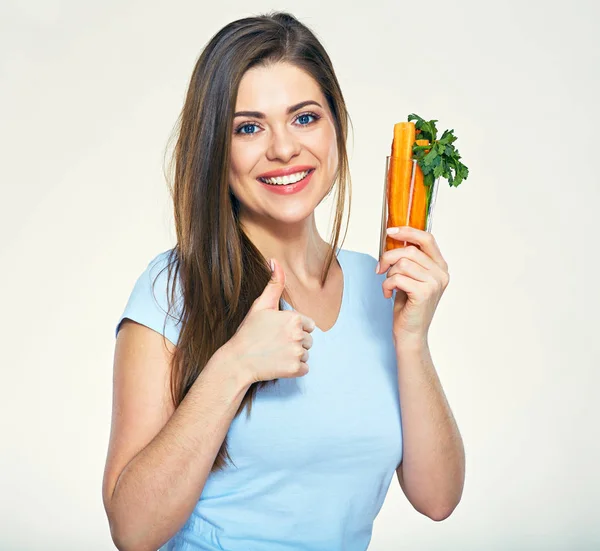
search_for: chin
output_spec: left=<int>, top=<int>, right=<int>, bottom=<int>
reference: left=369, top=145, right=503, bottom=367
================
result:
left=268, top=207, right=316, bottom=224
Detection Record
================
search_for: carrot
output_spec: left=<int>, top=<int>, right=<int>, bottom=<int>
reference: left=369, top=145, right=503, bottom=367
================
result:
left=392, top=122, right=415, bottom=158
left=385, top=123, right=415, bottom=251
left=381, top=113, right=470, bottom=255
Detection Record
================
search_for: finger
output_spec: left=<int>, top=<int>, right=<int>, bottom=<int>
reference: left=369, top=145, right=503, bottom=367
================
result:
left=387, top=257, right=431, bottom=283
left=283, top=361, right=309, bottom=379
left=253, top=258, right=286, bottom=311
left=300, top=314, right=316, bottom=333
left=302, top=332, right=313, bottom=350
left=382, top=273, right=420, bottom=299
left=298, top=362, right=309, bottom=376
left=300, top=349, right=309, bottom=363
left=386, top=227, right=448, bottom=270
left=378, top=245, right=436, bottom=275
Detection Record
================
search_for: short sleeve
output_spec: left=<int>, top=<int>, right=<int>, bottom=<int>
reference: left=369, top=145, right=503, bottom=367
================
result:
left=115, top=249, right=183, bottom=346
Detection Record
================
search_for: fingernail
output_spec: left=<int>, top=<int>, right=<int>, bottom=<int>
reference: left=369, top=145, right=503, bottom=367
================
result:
left=375, top=262, right=380, bottom=273
left=386, top=227, right=399, bottom=234
left=270, top=259, right=275, bottom=272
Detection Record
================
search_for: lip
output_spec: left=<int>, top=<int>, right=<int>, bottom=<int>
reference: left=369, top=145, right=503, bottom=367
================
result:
left=259, top=168, right=315, bottom=195
left=256, top=165, right=315, bottom=180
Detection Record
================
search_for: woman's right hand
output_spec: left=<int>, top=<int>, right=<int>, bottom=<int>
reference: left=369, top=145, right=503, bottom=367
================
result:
left=223, top=258, right=316, bottom=383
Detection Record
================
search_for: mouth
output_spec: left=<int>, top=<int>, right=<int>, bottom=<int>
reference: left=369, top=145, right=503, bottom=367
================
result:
left=257, top=168, right=315, bottom=186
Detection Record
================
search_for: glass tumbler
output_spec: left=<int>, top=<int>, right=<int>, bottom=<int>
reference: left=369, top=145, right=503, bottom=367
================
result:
left=379, top=155, right=440, bottom=259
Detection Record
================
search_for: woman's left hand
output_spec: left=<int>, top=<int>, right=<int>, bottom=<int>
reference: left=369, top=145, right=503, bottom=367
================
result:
left=376, top=226, right=450, bottom=346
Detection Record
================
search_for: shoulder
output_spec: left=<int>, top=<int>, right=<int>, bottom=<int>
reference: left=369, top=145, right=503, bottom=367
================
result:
left=138, top=248, right=181, bottom=306
left=338, top=247, right=393, bottom=326
left=338, top=247, right=381, bottom=285
left=339, top=247, right=378, bottom=269
left=116, top=248, right=183, bottom=346
left=146, top=249, right=180, bottom=289
left=339, top=246, right=391, bottom=300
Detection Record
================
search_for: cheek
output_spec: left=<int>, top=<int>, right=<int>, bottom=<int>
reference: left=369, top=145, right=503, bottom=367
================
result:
left=328, top=135, right=338, bottom=168
left=321, top=124, right=338, bottom=172
left=304, top=123, right=338, bottom=173
left=230, top=143, right=248, bottom=176
left=229, top=143, right=257, bottom=191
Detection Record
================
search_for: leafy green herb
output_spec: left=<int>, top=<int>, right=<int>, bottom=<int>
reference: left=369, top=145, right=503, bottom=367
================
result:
left=407, top=113, right=469, bottom=189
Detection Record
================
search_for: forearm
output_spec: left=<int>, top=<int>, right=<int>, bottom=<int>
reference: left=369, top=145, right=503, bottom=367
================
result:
left=395, top=339, right=465, bottom=520
left=107, top=347, right=252, bottom=551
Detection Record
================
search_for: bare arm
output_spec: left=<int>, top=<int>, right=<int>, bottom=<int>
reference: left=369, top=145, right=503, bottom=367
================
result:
left=394, top=340, right=465, bottom=521
left=102, top=320, right=251, bottom=551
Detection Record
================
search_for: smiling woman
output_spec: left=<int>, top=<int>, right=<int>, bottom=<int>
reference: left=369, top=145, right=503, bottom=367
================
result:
left=103, top=9, right=464, bottom=551
left=230, top=63, right=338, bottom=210
left=229, top=67, right=343, bottom=239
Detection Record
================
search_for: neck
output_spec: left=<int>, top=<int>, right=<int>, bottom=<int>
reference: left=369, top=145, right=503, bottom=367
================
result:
left=239, top=212, right=331, bottom=284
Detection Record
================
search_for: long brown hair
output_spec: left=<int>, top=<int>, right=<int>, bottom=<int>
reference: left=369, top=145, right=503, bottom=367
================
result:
left=158, top=11, right=352, bottom=472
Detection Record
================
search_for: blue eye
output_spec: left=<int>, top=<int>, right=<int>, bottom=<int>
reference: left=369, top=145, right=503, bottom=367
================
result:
left=235, top=112, right=320, bottom=136
left=296, top=113, right=316, bottom=125
left=238, top=123, right=259, bottom=135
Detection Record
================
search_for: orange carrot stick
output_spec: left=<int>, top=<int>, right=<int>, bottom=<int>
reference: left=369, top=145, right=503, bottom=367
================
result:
left=385, top=122, right=415, bottom=251
left=392, top=122, right=415, bottom=158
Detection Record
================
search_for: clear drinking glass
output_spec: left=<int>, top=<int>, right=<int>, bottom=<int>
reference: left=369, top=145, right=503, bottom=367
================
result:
left=379, top=155, right=441, bottom=259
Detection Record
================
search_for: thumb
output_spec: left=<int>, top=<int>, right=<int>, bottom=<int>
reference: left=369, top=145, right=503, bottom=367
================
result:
left=252, top=258, right=286, bottom=311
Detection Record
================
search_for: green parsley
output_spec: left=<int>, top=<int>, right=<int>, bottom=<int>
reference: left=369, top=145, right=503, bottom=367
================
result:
left=407, top=113, right=469, bottom=189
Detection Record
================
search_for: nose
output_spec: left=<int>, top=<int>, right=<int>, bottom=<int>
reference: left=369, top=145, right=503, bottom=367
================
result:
left=265, top=124, right=301, bottom=163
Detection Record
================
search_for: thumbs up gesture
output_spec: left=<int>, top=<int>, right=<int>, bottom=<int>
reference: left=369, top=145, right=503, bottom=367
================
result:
left=225, top=259, right=317, bottom=384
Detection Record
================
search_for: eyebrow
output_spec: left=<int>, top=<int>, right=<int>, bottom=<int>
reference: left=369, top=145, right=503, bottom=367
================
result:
left=233, top=100, right=323, bottom=119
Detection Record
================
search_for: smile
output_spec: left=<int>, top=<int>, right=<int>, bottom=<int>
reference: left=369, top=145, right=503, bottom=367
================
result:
left=258, top=169, right=314, bottom=186
left=258, top=169, right=315, bottom=195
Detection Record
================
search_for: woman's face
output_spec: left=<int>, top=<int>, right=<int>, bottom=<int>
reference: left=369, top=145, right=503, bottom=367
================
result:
left=229, top=61, right=339, bottom=227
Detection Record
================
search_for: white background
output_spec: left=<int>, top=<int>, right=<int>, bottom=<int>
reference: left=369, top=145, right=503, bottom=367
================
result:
left=1, top=0, right=599, bottom=549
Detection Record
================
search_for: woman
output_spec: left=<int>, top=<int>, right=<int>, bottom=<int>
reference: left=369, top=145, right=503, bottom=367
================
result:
left=102, top=11, right=465, bottom=551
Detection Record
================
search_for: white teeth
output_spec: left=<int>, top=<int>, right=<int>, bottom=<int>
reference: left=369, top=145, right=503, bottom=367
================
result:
left=260, top=170, right=310, bottom=185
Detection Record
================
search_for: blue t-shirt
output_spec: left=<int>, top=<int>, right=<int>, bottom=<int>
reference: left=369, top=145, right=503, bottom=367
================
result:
left=116, top=247, right=403, bottom=551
